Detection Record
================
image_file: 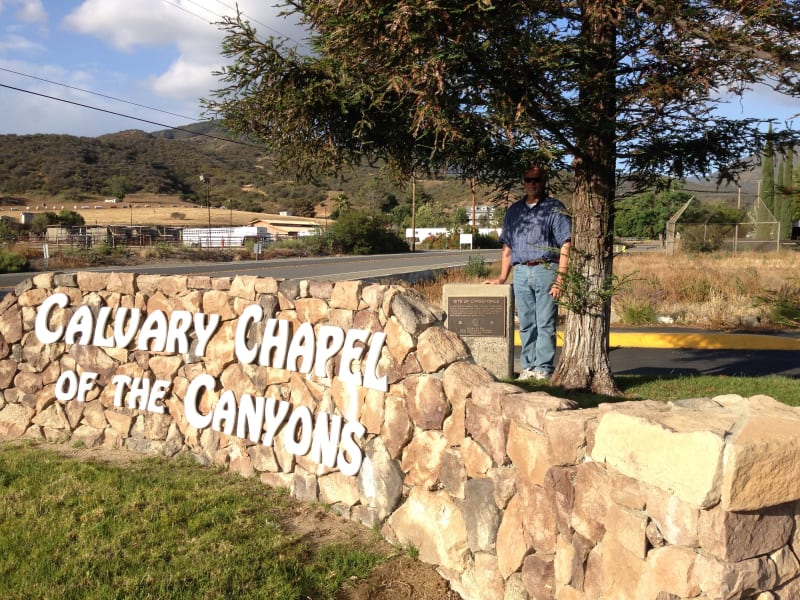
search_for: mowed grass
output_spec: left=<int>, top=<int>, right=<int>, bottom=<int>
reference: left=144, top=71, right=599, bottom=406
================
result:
left=0, top=447, right=383, bottom=600
left=521, top=374, right=799, bottom=408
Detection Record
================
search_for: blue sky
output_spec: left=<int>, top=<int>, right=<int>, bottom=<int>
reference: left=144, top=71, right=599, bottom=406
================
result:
left=0, top=0, right=306, bottom=136
left=0, top=0, right=798, bottom=138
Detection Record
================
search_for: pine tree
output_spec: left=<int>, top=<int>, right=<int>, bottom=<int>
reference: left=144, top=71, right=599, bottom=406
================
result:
left=206, top=1, right=800, bottom=394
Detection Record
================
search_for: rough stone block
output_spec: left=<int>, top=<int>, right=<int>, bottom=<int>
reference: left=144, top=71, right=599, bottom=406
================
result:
left=592, top=408, right=729, bottom=508
left=722, top=415, right=800, bottom=511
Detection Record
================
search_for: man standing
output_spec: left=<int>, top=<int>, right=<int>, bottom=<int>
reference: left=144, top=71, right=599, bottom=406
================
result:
left=485, top=165, right=572, bottom=381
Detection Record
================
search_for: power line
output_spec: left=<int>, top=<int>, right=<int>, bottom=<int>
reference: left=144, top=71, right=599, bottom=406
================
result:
left=0, top=83, right=265, bottom=149
left=0, top=67, right=198, bottom=122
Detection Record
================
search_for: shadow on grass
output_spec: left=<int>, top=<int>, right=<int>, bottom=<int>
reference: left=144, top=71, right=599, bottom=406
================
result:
left=507, top=373, right=800, bottom=409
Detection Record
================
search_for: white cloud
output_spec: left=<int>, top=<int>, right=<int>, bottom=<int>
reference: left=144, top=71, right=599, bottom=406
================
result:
left=0, top=0, right=47, bottom=23
left=0, top=32, right=45, bottom=54
left=61, top=0, right=306, bottom=105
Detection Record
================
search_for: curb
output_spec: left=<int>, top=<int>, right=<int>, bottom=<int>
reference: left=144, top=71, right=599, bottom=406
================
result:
left=513, top=331, right=800, bottom=351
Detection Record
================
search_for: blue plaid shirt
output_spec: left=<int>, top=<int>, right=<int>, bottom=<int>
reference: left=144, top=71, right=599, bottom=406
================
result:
left=499, top=196, right=572, bottom=265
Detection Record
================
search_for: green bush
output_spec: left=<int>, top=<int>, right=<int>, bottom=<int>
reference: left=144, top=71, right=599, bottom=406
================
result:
left=620, top=300, right=658, bottom=325
left=464, top=254, right=489, bottom=278
left=0, top=249, right=28, bottom=273
left=327, top=210, right=408, bottom=254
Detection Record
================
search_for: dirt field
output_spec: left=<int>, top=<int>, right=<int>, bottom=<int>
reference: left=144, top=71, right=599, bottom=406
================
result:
left=0, top=193, right=325, bottom=228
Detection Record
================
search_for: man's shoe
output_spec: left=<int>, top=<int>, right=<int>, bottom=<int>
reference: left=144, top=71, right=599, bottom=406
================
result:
left=518, top=369, right=551, bottom=381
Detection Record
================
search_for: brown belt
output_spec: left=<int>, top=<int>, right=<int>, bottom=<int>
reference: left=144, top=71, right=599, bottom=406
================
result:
left=522, top=260, right=549, bottom=266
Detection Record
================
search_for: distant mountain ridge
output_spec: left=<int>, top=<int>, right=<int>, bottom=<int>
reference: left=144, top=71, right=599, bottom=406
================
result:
left=0, top=122, right=770, bottom=215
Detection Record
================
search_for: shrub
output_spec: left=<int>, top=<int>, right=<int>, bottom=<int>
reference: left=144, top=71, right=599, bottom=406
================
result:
left=620, top=300, right=658, bottom=325
left=0, top=249, right=27, bottom=273
left=464, top=254, right=489, bottom=278
left=754, top=284, right=800, bottom=328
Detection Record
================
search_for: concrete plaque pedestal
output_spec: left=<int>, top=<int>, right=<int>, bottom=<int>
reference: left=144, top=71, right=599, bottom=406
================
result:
left=443, top=283, right=514, bottom=380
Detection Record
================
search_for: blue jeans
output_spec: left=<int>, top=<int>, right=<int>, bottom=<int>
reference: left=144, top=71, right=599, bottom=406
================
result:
left=513, top=264, right=558, bottom=373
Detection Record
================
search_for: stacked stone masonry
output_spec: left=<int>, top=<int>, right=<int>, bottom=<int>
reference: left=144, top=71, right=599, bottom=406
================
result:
left=0, top=271, right=799, bottom=600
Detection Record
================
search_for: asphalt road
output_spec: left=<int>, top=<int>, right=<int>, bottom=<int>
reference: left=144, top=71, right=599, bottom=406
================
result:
left=0, top=249, right=503, bottom=294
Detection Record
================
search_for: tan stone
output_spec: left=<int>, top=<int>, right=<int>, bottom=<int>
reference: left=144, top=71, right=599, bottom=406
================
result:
left=544, top=465, right=576, bottom=539
left=401, top=430, right=447, bottom=489
left=600, top=458, right=641, bottom=499
left=81, top=400, right=107, bottom=430
left=294, top=298, right=329, bottom=324
left=643, top=483, right=700, bottom=547
left=0, top=304, right=23, bottom=344
left=521, top=554, right=555, bottom=600
left=507, top=421, right=552, bottom=486
left=443, top=395, right=467, bottom=446
left=605, top=502, right=647, bottom=558
left=361, top=388, right=385, bottom=435
left=260, top=471, right=294, bottom=490
left=384, top=317, right=415, bottom=364
left=723, top=415, right=800, bottom=511
left=503, top=391, right=578, bottom=432
left=457, top=553, right=505, bottom=600
left=466, top=391, right=511, bottom=466
left=331, top=376, right=365, bottom=422
left=405, top=374, right=450, bottom=430
left=0, top=403, right=34, bottom=438
left=442, top=360, right=495, bottom=403
left=201, top=290, right=236, bottom=320
left=517, top=478, right=557, bottom=554
left=462, top=436, right=493, bottom=478
left=696, top=551, right=777, bottom=600
left=247, top=444, right=278, bottom=472
left=105, top=409, right=134, bottom=435
left=488, top=466, right=517, bottom=510
left=357, top=437, right=404, bottom=520
left=330, top=280, right=362, bottom=310
left=381, top=395, right=412, bottom=459
left=148, top=355, right=183, bottom=381
left=592, top=408, right=727, bottom=508
left=770, top=546, right=800, bottom=586
left=33, top=402, right=70, bottom=431
left=496, top=494, right=532, bottom=578
left=645, top=545, right=701, bottom=598
left=105, top=272, right=135, bottom=295
left=229, top=275, right=258, bottom=300
left=318, top=471, right=360, bottom=506
left=545, top=408, right=598, bottom=466
left=555, top=534, right=576, bottom=588
left=601, top=537, right=647, bottom=600
left=417, top=326, right=470, bottom=373
left=383, top=487, right=469, bottom=572
left=571, top=462, right=611, bottom=543
left=389, top=291, right=442, bottom=336
left=0, top=359, right=17, bottom=390
left=440, top=448, right=467, bottom=499
left=14, top=370, right=43, bottom=395
left=698, top=501, right=794, bottom=562
left=353, top=309, right=381, bottom=334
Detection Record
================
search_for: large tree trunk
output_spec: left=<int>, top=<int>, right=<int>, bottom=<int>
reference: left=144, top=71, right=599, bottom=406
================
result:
left=552, top=159, right=618, bottom=395
left=551, top=0, right=620, bottom=395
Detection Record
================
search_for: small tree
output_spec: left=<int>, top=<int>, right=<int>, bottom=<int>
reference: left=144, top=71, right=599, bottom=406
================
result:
left=57, top=210, right=84, bottom=227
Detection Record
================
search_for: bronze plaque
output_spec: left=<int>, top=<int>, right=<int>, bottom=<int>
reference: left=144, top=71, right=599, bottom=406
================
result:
left=447, top=296, right=507, bottom=337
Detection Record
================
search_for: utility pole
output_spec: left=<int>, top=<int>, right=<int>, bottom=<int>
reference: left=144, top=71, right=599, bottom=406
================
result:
left=200, top=174, right=211, bottom=247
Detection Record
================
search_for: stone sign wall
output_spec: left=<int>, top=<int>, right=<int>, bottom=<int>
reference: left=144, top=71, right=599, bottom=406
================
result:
left=1, top=271, right=800, bottom=599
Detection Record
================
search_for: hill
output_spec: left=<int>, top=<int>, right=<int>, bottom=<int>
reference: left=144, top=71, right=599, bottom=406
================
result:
left=0, top=123, right=483, bottom=220
left=0, top=122, right=773, bottom=224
